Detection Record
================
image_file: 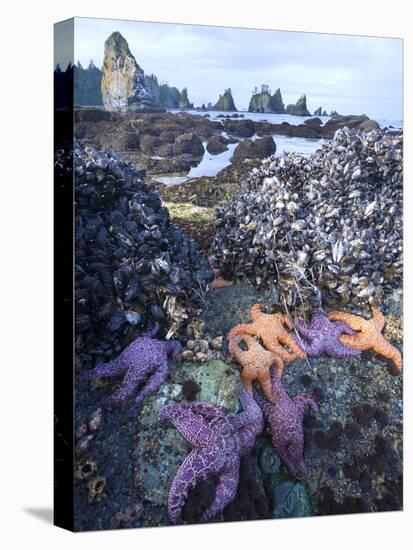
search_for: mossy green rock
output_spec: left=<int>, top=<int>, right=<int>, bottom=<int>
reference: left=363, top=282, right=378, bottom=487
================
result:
left=133, top=359, right=241, bottom=505
left=177, top=360, right=242, bottom=412
left=133, top=424, right=189, bottom=505
left=272, top=481, right=312, bottom=518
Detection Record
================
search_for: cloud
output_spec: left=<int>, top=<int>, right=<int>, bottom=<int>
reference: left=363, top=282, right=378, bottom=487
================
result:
left=72, top=17, right=402, bottom=120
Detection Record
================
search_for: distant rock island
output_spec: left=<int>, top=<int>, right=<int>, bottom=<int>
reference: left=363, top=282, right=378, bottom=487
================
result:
left=247, top=87, right=316, bottom=117
left=248, top=86, right=285, bottom=113
left=213, top=88, right=237, bottom=111
left=285, top=94, right=311, bottom=116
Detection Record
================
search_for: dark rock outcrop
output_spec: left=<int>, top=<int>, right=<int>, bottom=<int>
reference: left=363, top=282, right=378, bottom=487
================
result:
left=101, top=32, right=162, bottom=113
left=232, top=136, right=276, bottom=162
left=286, top=94, right=311, bottom=116
left=173, top=133, right=204, bottom=156
left=206, top=135, right=229, bottom=155
left=213, top=88, right=237, bottom=111
left=313, top=107, right=322, bottom=116
left=320, top=115, right=378, bottom=137
left=224, top=119, right=255, bottom=138
left=304, top=117, right=322, bottom=127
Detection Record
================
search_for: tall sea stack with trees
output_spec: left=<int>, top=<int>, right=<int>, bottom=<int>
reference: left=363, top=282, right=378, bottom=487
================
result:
left=248, top=85, right=285, bottom=113
left=213, top=88, right=237, bottom=111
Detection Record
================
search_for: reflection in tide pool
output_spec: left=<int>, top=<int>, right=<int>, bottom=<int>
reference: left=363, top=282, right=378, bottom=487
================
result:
left=155, top=134, right=325, bottom=185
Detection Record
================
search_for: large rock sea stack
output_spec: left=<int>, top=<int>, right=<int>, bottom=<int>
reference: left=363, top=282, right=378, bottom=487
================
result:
left=248, top=88, right=285, bottom=114
left=101, top=31, right=162, bottom=113
left=213, top=88, right=237, bottom=111
left=286, top=94, right=311, bottom=116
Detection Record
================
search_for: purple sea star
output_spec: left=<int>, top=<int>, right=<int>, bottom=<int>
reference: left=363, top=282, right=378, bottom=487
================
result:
left=159, top=389, right=264, bottom=524
left=295, top=313, right=361, bottom=357
left=85, top=324, right=181, bottom=406
left=254, top=368, right=318, bottom=479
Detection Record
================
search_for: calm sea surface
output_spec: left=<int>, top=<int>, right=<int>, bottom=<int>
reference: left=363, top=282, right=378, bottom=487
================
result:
left=155, top=110, right=403, bottom=185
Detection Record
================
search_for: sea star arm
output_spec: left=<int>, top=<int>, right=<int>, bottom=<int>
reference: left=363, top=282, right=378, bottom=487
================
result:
left=240, top=367, right=256, bottom=395
left=271, top=352, right=287, bottom=378
left=84, top=358, right=128, bottom=380
left=372, top=337, right=403, bottom=373
left=233, top=389, right=263, bottom=431
left=372, top=308, right=386, bottom=332
left=276, top=330, right=307, bottom=359
left=257, top=368, right=276, bottom=404
left=228, top=323, right=258, bottom=338
left=200, top=464, right=240, bottom=522
left=296, top=337, right=322, bottom=357
left=159, top=404, right=213, bottom=446
left=178, top=401, right=229, bottom=419
left=168, top=448, right=220, bottom=524
left=295, top=320, right=316, bottom=340
left=339, top=332, right=371, bottom=351
left=328, top=311, right=364, bottom=331
left=337, top=322, right=357, bottom=336
left=250, top=303, right=264, bottom=321
left=293, top=394, right=319, bottom=419
left=135, top=357, right=168, bottom=406
left=105, top=357, right=151, bottom=405
left=228, top=335, right=249, bottom=364
left=141, top=322, right=160, bottom=338
left=282, top=314, right=294, bottom=330
left=252, top=387, right=274, bottom=417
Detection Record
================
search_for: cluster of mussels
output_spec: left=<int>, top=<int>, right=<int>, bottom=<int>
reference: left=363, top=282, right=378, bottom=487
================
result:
left=55, top=141, right=213, bottom=359
left=211, top=128, right=402, bottom=311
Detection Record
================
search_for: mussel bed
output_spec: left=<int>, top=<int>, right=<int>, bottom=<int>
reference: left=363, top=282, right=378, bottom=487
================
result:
left=211, top=128, right=403, bottom=312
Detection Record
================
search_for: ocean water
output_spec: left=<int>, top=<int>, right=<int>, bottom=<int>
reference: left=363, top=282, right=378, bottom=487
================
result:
left=155, top=134, right=326, bottom=185
left=156, top=110, right=402, bottom=185
left=170, top=108, right=403, bottom=130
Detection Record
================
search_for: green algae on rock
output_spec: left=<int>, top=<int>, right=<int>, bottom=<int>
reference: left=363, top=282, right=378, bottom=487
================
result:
left=176, top=360, right=242, bottom=411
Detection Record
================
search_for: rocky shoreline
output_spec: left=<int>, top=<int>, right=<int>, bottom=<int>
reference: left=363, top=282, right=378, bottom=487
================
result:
left=74, top=108, right=386, bottom=241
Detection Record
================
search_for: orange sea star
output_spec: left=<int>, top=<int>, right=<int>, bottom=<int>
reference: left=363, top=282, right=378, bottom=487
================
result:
left=228, top=304, right=306, bottom=365
left=228, top=334, right=284, bottom=403
left=327, top=308, right=402, bottom=373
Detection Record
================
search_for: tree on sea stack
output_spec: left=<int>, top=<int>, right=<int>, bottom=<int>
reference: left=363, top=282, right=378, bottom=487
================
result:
left=213, top=88, right=237, bottom=111
left=248, top=87, right=285, bottom=113
left=101, top=31, right=163, bottom=113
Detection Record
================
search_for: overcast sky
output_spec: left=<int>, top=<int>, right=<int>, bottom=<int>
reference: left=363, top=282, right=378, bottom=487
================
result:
left=57, top=17, right=402, bottom=120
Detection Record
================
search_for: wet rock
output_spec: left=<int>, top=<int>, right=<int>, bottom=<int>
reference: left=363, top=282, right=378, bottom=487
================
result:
left=272, top=481, right=312, bottom=518
left=224, top=119, right=255, bottom=138
left=232, top=136, right=276, bottom=162
left=206, top=135, right=229, bottom=154
left=173, top=133, right=204, bottom=156
left=176, top=360, right=242, bottom=410
left=133, top=425, right=188, bottom=505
